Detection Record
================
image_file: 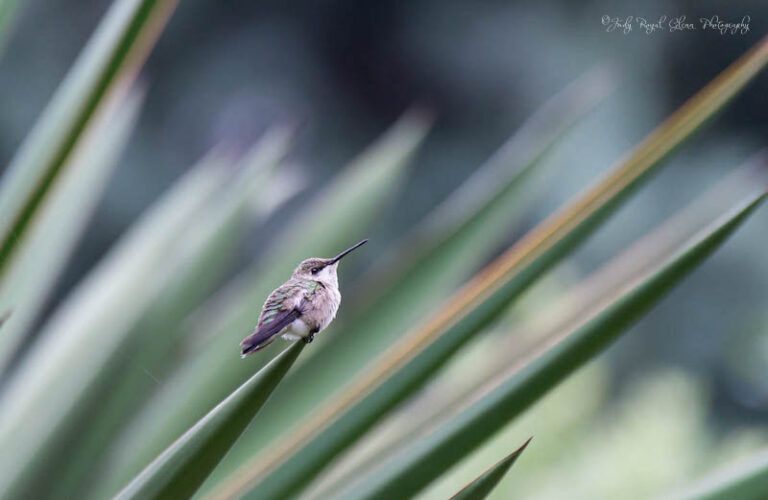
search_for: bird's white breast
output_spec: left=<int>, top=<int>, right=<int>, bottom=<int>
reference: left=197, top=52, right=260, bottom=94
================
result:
left=282, top=318, right=310, bottom=341
left=320, top=286, right=341, bottom=330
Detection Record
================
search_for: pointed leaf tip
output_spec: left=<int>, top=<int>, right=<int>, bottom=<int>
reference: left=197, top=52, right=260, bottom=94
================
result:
left=115, top=341, right=305, bottom=500
left=449, top=437, right=532, bottom=500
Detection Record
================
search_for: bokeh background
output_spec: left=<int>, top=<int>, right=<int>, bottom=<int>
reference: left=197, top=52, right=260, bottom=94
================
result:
left=1, top=0, right=767, bottom=498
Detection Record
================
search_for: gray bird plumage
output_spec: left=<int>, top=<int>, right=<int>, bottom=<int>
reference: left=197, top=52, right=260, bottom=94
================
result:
left=240, top=239, right=367, bottom=356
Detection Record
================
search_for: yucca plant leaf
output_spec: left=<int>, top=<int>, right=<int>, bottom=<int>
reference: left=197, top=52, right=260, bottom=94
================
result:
left=99, top=111, right=431, bottom=495
left=303, top=163, right=766, bottom=499
left=539, top=159, right=767, bottom=333
left=114, top=342, right=304, bottom=500
left=134, top=128, right=295, bottom=359
left=667, top=448, right=768, bottom=500
left=448, top=438, right=532, bottom=500
left=204, top=38, right=768, bottom=500
left=209, top=68, right=612, bottom=478
left=104, top=129, right=294, bottom=393
left=189, top=110, right=430, bottom=360
left=0, top=87, right=143, bottom=372
left=309, top=67, right=611, bottom=371
left=332, top=192, right=765, bottom=500
left=50, top=130, right=294, bottom=499
left=0, top=0, right=177, bottom=272
left=0, top=152, right=233, bottom=499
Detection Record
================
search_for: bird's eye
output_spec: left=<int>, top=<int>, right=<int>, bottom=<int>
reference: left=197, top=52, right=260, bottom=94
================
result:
left=311, top=267, right=320, bottom=274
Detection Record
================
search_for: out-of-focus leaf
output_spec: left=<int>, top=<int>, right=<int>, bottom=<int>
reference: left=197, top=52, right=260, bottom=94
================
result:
left=0, top=86, right=143, bottom=373
left=316, top=160, right=768, bottom=497
left=114, top=342, right=304, bottom=500
left=0, top=152, right=231, bottom=499
left=51, top=130, right=295, bottom=499
left=333, top=193, right=765, bottom=500
left=132, top=128, right=295, bottom=364
left=667, top=448, right=768, bottom=500
left=449, top=438, right=531, bottom=500
left=0, top=0, right=177, bottom=271
left=206, top=38, right=768, bottom=500
left=96, top=111, right=431, bottom=496
left=0, top=0, right=18, bottom=48
left=208, top=68, right=612, bottom=480
left=110, top=128, right=294, bottom=389
left=303, top=164, right=768, bottom=499
left=535, top=157, right=768, bottom=335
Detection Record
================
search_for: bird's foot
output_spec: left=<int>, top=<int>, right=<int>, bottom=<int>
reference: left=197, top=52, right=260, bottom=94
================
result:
left=303, top=328, right=319, bottom=344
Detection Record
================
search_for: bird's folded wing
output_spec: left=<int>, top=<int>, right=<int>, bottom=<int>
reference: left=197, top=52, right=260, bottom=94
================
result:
left=241, top=308, right=302, bottom=353
left=241, top=282, right=314, bottom=355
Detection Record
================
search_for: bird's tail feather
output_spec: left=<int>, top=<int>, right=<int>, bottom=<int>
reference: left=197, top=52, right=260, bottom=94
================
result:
left=240, top=333, right=277, bottom=357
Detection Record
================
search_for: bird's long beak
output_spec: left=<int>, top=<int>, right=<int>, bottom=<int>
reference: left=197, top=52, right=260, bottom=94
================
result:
left=330, top=239, right=368, bottom=264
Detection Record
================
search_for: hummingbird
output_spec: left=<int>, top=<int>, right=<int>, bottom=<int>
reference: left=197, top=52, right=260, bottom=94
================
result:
left=240, top=239, right=368, bottom=356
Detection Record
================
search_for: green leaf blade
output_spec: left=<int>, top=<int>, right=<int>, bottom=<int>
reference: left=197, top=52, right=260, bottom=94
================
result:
left=0, top=0, right=177, bottom=271
left=334, top=192, right=766, bottom=500
left=115, top=342, right=305, bottom=500
left=0, top=153, right=232, bottom=499
left=46, top=131, right=294, bottom=499
left=669, top=448, right=768, bottom=500
left=449, top=438, right=531, bottom=500
left=99, top=112, right=431, bottom=494
left=207, top=38, right=768, bottom=500
left=0, top=87, right=143, bottom=372
left=303, top=164, right=767, bottom=500
left=201, top=67, right=612, bottom=486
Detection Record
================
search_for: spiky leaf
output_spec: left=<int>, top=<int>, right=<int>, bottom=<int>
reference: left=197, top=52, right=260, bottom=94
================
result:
left=0, top=0, right=177, bottom=271
left=211, top=69, right=612, bottom=480
left=334, top=193, right=765, bottom=500
left=98, top=112, right=431, bottom=495
left=49, top=130, right=294, bottom=498
left=206, top=37, right=768, bottom=500
left=670, top=448, right=768, bottom=500
left=0, top=87, right=143, bottom=371
left=449, top=438, right=532, bottom=500
left=115, top=342, right=304, bottom=500
left=0, top=153, right=231, bottom=498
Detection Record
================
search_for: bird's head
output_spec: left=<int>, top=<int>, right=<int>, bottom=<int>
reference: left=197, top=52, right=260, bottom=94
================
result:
left=292, top=239, right=368, bottom=284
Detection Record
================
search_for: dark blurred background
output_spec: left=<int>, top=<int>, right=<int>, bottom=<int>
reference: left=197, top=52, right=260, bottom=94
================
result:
left=0, top=1, right=767, bottom=494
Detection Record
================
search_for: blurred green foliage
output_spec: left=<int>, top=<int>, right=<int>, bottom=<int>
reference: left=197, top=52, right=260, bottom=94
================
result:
left=0, top=2, right=767, bottom=499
